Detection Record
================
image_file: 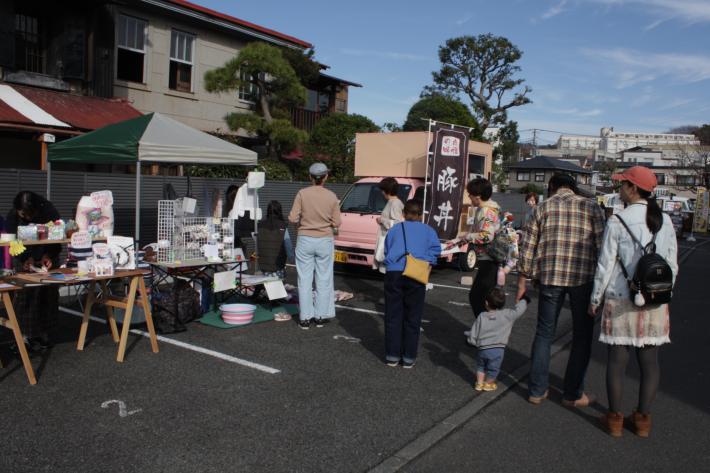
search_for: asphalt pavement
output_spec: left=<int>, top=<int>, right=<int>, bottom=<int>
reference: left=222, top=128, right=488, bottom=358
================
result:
left=1, top=237, right=706, bottom=472
left=404, top=236, right=710, bottom=473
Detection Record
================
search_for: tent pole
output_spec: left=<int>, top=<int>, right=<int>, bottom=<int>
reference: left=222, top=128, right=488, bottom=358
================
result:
left=136, top=162, right=141, bottom=245
left=46, top=161, right=51, bottom=199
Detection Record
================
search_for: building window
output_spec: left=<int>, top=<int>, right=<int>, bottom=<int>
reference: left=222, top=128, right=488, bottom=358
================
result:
left=117, top=14, right=147, bottom=83
left=655, top=173, right=666, bottom=185
left=676, top=175, right=696, bottom=186
left=169, top=30, right=194, bottom=92
left=517, top=172, right=530, bottom=182
left=534, top=172, right=545, bottom=182
left=15, top=13, right=44, bottom=73
left=238, top=69, right=261, bottom=103
left=335, top=98, right=347, bottom=113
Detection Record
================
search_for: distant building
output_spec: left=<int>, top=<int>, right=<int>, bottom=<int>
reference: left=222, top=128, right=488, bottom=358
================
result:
left=557, top=127, right=699, bottom=157
left=506, top=155, right=593, bottom=193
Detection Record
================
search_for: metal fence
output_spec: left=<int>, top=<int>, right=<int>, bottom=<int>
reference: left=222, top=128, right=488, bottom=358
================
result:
left=0, top=169, right=530, bottom=256
left=0, top=169, right=352, bottom=249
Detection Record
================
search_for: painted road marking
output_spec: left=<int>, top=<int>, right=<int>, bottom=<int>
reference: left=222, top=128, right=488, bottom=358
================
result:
left=448, top=301, right=469, bottom=306
left=335, top=304, right=384, bottom=315
left=333, top=334, right=361, bottom=343
left=430, top=283, right=469, bottom=291
left=101, top=399, right=142, bottom=418
left=58, top=307, right=281, bottom=375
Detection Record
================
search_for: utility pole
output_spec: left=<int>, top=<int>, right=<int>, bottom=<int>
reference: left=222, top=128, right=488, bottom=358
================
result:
left=532, top=129, right=538, bottom=158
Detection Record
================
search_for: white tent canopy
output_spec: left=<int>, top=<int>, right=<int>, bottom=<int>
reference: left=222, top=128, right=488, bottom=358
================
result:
left=138, top=112, right=257, bottom=164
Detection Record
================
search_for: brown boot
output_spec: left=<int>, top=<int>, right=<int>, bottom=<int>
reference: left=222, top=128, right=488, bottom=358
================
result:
left=600, top=412, right=624, bottom=437
left=631, top=411, right=652, bottom=438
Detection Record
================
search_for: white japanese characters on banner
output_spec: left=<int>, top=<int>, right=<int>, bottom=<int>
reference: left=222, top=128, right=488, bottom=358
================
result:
left=425, top=126, right=469, bottom=240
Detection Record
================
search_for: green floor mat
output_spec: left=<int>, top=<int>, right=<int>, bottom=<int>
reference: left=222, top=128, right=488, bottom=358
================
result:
left=199, top=303, right=299, bottom=329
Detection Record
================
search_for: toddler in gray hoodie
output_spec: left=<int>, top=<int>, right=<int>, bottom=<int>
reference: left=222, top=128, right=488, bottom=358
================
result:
left=468, top=287, right=530, bottom=391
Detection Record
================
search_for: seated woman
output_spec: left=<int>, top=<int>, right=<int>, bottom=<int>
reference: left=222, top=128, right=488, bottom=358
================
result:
left=5, top=191, right=62, bottom=352
left=257, top=200, right=294, bottom=279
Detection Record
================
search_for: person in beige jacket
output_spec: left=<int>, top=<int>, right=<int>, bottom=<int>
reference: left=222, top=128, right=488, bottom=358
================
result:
left=288, top=163, right=342, bottom=330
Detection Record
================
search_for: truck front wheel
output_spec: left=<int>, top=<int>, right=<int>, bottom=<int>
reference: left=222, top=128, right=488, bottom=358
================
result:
left=457, top=247, right=477, bottom=272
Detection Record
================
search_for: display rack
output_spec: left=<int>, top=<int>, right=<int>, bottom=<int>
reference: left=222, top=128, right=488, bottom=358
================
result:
left=157, top=200, right=176, bottom=263
left=157, top=200, right=235, bottom=263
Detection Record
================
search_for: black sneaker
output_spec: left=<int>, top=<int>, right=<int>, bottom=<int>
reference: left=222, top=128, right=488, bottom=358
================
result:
left=299, top=319, right=311, bottom=330
left=402, top=360, right=416, bottom=369
left=386, top=360, right=399, bottom=367
left=314, top=318, right=328, bottom=328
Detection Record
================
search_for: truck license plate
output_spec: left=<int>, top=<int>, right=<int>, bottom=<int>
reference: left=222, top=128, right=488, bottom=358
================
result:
left=334, top=251, right=348, bottom=263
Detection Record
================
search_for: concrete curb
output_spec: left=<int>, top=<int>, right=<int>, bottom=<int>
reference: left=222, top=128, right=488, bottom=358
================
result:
left=369, top=330, right=574, bottom=473
left=369, top=236, right=710, bottom=473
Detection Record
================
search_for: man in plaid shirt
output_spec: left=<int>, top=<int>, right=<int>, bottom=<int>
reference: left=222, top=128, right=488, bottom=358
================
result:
left=516, top=173, right=605, bottom=407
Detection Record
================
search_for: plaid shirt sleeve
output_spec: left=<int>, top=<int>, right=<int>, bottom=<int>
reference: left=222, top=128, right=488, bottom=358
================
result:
left=517, top=206, right=540, bottom=278
left=591, top=202, right=605, bottom=256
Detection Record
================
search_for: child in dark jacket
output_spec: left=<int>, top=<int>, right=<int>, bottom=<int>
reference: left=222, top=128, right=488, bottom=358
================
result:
left=468, top=287, right=530, bottom=391
left=383, top=199, right=441, bottom=368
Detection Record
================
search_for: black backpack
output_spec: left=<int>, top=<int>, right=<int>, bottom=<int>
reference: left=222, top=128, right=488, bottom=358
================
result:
left=615, top=215, right=674, bottom=306
left=152, top=279, right=201, bottom=333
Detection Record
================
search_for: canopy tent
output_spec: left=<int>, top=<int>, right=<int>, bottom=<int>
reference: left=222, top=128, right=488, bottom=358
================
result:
left=47, top=112, right=257, bottom=242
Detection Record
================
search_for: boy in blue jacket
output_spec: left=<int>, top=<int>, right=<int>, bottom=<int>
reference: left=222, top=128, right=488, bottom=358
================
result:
left=383, top=199, right=441, bottom=368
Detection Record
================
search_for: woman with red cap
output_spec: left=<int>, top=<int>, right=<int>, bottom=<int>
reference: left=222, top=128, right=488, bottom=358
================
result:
left=589, top=166, right=678, bottom=438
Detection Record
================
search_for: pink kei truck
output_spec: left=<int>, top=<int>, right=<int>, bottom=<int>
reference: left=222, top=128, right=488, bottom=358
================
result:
left=334, top=131, right=493, bottom=271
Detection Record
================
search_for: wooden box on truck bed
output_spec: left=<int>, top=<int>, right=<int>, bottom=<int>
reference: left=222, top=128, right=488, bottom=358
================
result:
left=354, top=131, right=493, bottom=180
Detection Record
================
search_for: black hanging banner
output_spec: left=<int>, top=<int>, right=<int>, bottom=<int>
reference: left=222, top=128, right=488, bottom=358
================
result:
left=424, top=125, right=469, bottom=240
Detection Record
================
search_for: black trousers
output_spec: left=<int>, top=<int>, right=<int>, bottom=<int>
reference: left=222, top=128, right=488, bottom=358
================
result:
left=384, top=271, right=426, bottom=363
left=469, top=259, right=498, bottom=317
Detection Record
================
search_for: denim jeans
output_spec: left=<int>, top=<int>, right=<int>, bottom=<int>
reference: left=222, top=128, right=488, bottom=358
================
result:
left=295, top=236, right=335, bottom=320
left=384, top=271, right=426, bottom=363
left=529, top=282, right=594, bottom=401
left=477, top=347, right=506, bottom=380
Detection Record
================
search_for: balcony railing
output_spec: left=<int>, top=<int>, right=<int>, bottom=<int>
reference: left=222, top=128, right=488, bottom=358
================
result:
left=291, top=108, right=328, bottom=133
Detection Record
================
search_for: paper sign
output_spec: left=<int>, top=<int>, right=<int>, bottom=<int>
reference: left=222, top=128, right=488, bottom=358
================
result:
left=92, top=243, right=110, bottom=258
left=71, top=231, right=92, bottom=249
left=264, top=280, right=287, bottom=300
left=90, top=190, right=114, bottom=207
left=202, top=243, right=219, bottom=258
left=213, top=270, right=236, bottom=293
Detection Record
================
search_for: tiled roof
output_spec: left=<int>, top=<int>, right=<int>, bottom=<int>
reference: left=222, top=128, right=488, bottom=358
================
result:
left=507, top=155, right=592, bottom=174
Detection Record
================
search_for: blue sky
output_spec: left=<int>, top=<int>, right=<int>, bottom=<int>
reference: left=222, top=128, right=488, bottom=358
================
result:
left=199, top=0, right=710, bottom=145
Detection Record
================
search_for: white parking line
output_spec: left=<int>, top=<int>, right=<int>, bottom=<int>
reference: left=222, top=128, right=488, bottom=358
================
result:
left=335, top=304, right=384, bottom=315
left=430, top=283, right=469, bottom=291
left=58, top=307, right=281, bottom=374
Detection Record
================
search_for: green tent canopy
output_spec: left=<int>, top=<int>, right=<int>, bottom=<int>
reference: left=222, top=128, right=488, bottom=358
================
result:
left=48, top=112, right=257, bottom=165
left=46, top=112, right=257, bottom=242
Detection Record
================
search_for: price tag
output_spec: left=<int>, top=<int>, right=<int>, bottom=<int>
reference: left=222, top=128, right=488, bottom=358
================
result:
left=90, top=190, right=114, bottom=207
left=92, top=243, right=110, bottom=258
left=71, top=231, right=92, bottom=249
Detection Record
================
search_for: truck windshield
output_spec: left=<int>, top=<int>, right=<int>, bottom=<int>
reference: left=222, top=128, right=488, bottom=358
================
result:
left=340, top=183, right=412, bottom=214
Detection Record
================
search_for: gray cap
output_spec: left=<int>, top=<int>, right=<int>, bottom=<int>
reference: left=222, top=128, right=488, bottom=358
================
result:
left=309, top=162, right=329, bottom=177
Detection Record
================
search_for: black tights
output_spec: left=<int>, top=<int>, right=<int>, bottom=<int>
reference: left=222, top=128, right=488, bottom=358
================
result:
left=606, top=345, right=660, bottom=414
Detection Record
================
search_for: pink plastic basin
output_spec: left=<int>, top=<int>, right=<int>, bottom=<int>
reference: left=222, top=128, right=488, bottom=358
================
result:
left=220, top=303, right=256, bottom=325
